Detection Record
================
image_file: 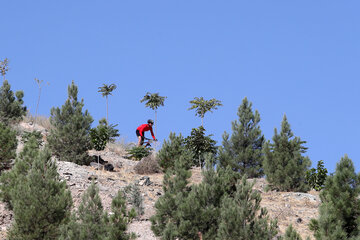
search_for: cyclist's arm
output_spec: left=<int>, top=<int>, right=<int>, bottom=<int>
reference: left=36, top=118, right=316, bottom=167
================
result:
left=150, top=128, right=156, bottom=140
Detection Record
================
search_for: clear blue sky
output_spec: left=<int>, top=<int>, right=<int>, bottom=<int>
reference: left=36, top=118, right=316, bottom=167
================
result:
left=2, top=1, right=359, bottom=173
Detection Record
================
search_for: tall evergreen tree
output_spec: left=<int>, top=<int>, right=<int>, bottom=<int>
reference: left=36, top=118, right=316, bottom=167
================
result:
left=0, top=122, right=17, bottom=171
left=0, top=136, right=38, bottom=208
left=151, top=154, right=278, bottom=240
left=216, top=176, right=278, bottom=240
left=218, top=97, right=265, bottom=178
left=59, top=182, right=107, bottom=240
left=48, top=81, right=93, bottom=165
left=105, top=190, right=137, bottom=240
left=7, top=147, right=72, bottom=240
left=0, top=80, right=26, bottom=125
left=309, top=155, right=360, bottom=240
left=151, top=154, right=192, bottom=238
left=263, top=115, right=311, bottom=192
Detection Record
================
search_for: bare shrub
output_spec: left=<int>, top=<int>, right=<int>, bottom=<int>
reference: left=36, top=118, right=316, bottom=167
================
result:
left=134, top=153, right=162, bottom=175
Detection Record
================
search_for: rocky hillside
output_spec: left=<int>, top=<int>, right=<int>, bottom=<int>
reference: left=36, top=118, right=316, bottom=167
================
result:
left=0, top=122, right=320, bottom=240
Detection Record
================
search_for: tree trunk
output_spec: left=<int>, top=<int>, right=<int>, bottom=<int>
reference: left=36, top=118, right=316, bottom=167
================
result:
left=106, top=96, right=109, bottom=125
left=34, top=87, right=41, bottom=128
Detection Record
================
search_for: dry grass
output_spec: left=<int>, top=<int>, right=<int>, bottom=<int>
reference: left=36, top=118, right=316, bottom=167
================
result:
left=24, top=112, right=51, bottom=130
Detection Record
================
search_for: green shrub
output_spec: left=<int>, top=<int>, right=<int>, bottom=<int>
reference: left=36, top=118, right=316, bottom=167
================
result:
left=184, top=126, right=217, bottom=167
left=306, top=160, right=328, bottom=191
left=21, top=130, right=43, bottom=147
left=126, top=146, right=152, bottom=161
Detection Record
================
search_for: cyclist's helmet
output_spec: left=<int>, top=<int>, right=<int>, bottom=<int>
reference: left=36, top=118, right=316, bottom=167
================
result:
left=148, top=119, right=154, bottom=124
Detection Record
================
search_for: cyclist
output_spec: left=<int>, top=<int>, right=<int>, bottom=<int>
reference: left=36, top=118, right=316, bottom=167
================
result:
left=136, top=119, right=157, bottom=146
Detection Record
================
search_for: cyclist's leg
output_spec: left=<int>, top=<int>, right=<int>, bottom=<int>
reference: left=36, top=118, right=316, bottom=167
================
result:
left=136, top=130, right=144, bottom=146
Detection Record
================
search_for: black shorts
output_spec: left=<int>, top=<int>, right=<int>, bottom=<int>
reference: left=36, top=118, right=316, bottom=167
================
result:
left=136, top=130, right=145, bottom=141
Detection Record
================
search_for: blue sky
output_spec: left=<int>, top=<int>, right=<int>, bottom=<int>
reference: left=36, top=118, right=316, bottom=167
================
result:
left=2, top=1, right=359, bottom=173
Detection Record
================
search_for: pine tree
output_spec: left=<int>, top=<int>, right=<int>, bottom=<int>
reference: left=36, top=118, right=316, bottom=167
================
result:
left=0, top=80, right=26, bottom=125
left=151, top=154, right=278, bottom=240
left=309, top=155, right=360, bottom=240
left=7, top=147, right=72, bottom=240
left=0, top=136, right=39, bottom=208
left=279, top=225, right=303, bottom=240
left=105, top=190, right=137, bottom=240
left=150, top=154, right=192, bottom=238
left=158, top=132, right=192, bottom=170
left=59, top=182, right=107, bottom=240
left=0, top=122, right=17, bottom=171
left=218, top=97, right=265, bottom=178
left=216, top=176, right=278, bottom=240
left=48, top=81, right=93, bottom=165
left=263, top=115, right=311, bottom=192
left=173, top=158, right=241, bottom=239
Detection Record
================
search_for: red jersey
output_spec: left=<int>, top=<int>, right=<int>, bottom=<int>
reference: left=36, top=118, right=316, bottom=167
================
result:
left=137, top=124, right=155, bottom=139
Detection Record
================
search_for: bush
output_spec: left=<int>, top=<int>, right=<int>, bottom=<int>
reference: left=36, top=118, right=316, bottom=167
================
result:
left=184, top=126, right=217, bottom=167
left=21, top=130, right=43, bottom=147
left=305, top=160, right=328, bottom=191
left=126, top=146, right=152, bottom=161
left=134, top=154, right=161, bottom=174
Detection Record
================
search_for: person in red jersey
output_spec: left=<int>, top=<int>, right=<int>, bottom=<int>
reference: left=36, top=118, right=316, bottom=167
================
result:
left=136, top=119, right=157, bottom=146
